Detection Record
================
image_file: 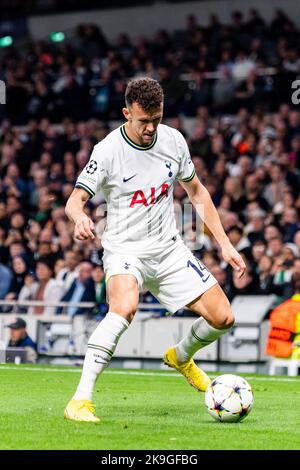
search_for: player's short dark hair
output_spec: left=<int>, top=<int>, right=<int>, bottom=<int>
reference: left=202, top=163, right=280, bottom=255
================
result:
left=125, top=77, right=164, bottom=112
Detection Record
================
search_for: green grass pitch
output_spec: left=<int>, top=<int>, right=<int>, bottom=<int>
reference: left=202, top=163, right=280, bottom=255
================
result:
left=0, top=364, right=300, bottom=450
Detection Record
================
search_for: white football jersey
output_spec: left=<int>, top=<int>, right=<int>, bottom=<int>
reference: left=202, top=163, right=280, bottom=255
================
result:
left=75, top=123, right=195, bottom=257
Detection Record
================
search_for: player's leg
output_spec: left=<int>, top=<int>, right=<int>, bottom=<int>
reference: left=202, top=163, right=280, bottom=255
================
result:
left=73, top=274, right=139, bottom=398
left=148, top=238, right=232, bottom=391
left=174, top=283, right=233, bottom=358
left=64, top=274, right=139, bottom=422
left=164, top=284, right=233, bottom=392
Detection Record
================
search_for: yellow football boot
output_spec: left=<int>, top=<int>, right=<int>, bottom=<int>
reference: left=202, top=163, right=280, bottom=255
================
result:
left=163, top=346, right=211, bottom=392
left=64, top=399, right=100, bottom=423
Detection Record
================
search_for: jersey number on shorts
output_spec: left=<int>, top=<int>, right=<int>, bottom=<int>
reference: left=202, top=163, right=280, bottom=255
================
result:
left=187, top=259, right=210, bottom=282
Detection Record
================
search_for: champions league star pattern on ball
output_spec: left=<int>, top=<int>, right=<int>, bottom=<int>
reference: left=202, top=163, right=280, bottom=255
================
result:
left=205, top=374, right=254, bottom=423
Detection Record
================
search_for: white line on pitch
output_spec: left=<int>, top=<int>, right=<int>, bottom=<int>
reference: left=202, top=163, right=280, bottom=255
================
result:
left=0, top=365, right=299, bottom=382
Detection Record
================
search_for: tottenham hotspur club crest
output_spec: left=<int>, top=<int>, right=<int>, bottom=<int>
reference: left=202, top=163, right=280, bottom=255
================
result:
left=165, top=162, right=173, bottom=177
left=85, top=159, right=98, bottom=175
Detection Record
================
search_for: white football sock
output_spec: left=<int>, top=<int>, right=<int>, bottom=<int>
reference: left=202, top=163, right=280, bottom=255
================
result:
left=175, top=317, right=231, bottom=363
left=73, top=312, right=129, bottom=401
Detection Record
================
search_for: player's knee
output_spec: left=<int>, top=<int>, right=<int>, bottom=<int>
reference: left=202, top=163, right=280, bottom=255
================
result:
left=212, top=302, right=235, bottom=329
left=220, top=312, right=235, bottom=329
left=122, top=306, right=137, bottom=323
left=210, top=317, right=234, bottom=330
left=109, top=304, right=137, bottom=323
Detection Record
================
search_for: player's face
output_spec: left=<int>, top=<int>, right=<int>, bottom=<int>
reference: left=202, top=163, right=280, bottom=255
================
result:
left=123, top=102, right=163, bottom=146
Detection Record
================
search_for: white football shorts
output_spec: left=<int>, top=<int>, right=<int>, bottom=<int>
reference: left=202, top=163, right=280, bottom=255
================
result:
left=102, top=236, right=218, bottom=314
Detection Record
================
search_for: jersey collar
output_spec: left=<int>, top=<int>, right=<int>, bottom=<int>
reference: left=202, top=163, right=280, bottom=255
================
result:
left=120, top=124, right=157, bottom=151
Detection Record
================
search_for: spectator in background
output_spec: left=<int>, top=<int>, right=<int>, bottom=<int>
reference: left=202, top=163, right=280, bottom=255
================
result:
left=294, top=231, right=300, bottom=252
left=4, top=227, right=25, bottom=253
left=271, top=243, right=299, bottom=291
left=58, top=261, right=95, bottom=317
left=257, top=255, right=274, bottom=294
left=291, top=258, right=300, bottom=294
left=210, top=264, right=231, bottom=297
left=234, top=69, right=266, bottom=112
left=54, top=258, right=65, bottom=279
left=263, top=163, right=287, bottom=207
left=267, top=236, right=284, bottom=258
left=0, top=204, right=9, bottom=232
left=56, top=249, right=81, bottom=293
left=34, top=191, right=52, bottom=226
left=235, top=172, right=270, bottom=213
left=280, top=208, right=300, bottom=243
left=10, top=211, right=27, bottom=234
left=18, top=259, right=64, bottom=315
left=273, top=189, right=295, bottom=216
left=28, top=169, right=48, bottom=208
left=3, top=163, right=26, bottom=196
left=34, top=240, right=57, bottom=267
left=24, top=220, right=41, bottom=255
left=91, top=263, right=107, bottom=316
left=212, top=67, right=235, bottom=112
left=226, top=225, right=252, bottom=259
left=271, top=252, right=293, bottom=291
left=282, top=243, right=299, bottom=265
left=182, top=72, right=211, bottom=115
left=251, top=239, right=267, bottom=265
left=5, top=255, right=29, bottom=300
left=228, top=264, right=260, bottom=300
left=201, top=251, right=220, bottom=271
left=245, top=209, right=266, bottom=243
left=157, top=66, right=187, bottom=117
left=92, top=263, right=106, bottom=305
left=0, top=255, right=12, bottom=299
left=264, top=224, right=283, bottom=243
left=277, top=257, right=300, bottom=298
left=0, top=225, right=9, bottom=264
left=189, top=120, right=212, bottom=170
left=222, top=176, right=243, bottom=212
left=6, top=317, right=37, bottom=364
left=8, top=241, right=29, bottom=266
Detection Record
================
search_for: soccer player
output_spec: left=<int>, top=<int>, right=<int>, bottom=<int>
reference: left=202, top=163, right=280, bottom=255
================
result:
left=64, top=78, right=246, bottom=422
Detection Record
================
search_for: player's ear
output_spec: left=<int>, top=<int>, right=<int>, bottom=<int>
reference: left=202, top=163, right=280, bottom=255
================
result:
left=122, top=107, right=131, bottom=121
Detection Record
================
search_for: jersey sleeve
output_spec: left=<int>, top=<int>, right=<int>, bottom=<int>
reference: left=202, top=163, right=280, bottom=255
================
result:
left=75, top=145, right=107, bottom=198
left=175, top=131, right=196, bottom=182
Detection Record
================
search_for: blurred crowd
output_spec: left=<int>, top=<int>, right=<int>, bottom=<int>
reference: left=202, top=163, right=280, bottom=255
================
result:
left=2, top=8, right=300, bottom=123
left=1, top=8, right=300, bottom=316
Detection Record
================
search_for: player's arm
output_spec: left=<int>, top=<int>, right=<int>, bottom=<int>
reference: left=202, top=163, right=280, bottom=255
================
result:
left=65, top=188, right=95, bottom=241
left=179, top=174, right=246, bottom=277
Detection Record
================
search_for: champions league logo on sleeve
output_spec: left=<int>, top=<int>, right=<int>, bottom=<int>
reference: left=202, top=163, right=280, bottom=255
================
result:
left=85, top=160, right=98, bottom=174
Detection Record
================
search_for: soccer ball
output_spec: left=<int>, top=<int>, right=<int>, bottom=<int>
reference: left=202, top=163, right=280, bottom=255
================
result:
left=205, top=374, right=254, bottom=423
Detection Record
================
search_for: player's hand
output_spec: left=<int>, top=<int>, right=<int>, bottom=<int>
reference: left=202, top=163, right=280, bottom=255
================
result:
left=221, top=243, right=246, bottom=278
left=74, top=215, right=95, bottom=241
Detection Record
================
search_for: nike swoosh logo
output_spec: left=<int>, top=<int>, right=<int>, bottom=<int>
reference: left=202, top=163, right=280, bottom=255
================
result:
left=94, top=358, right=107, bottom=364
left=123, top=174, right=137, bottom=182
